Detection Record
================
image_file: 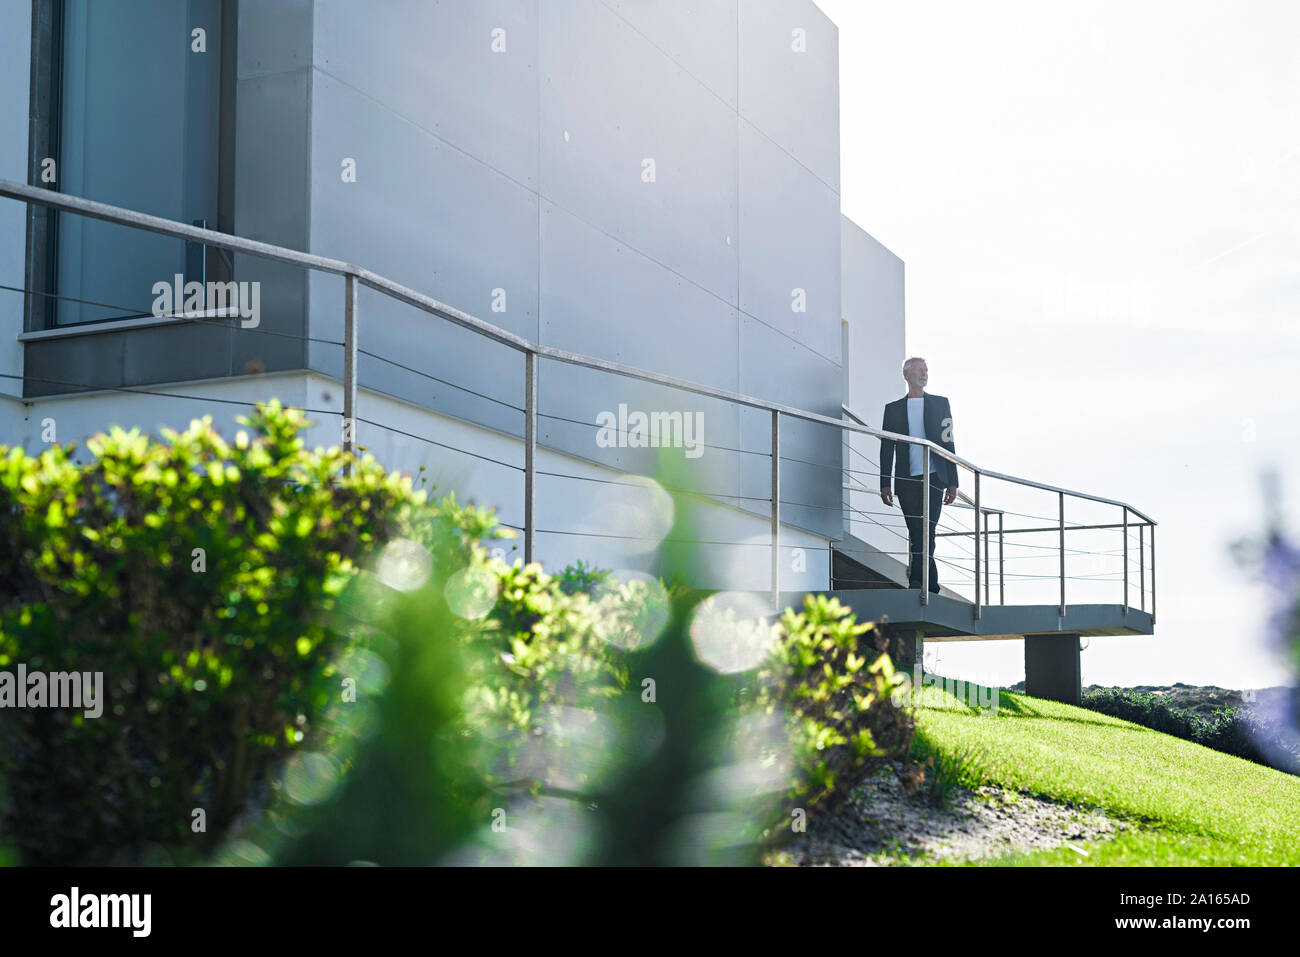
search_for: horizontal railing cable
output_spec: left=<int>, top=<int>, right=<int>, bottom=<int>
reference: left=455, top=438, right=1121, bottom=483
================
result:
left=534, top=408, right=768, bottom=458
left=0, top=179, right=1156, bottom=613
left=1, top=282, right=346, bottom=347
left=356, top=348, right=526, bottom=413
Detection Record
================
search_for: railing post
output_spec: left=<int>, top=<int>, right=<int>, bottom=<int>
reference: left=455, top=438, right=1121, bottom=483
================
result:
left=187, top=218, right=208, bottom=290
left=983, top=509, right=990, bottom=606
left=973, top=470, right=981, bottom=619
left=921, top=444, right=930, bottom=604
left=342, top=273, right=357, bottom=477
left=524, top=350, right=537, bottom=565
left=1139, top=525, right=1145, bottom=611
left=998, top=511, right=1005, bottom=605
left=1154, top=522, right=1164, bottom=629
left=0, top=183, right=1166, bottom=597
left=1058, top=490, right=1066, bottom=617
left=1122, top=507, right=1129, bottom=614
left=771, top=410, right=780, bottom=610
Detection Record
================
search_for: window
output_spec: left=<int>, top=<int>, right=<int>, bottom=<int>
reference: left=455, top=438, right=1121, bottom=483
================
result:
left=31, top=0, right=234, bottom=328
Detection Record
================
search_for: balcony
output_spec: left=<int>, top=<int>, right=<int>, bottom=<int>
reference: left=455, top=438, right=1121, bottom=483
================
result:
left=0, top=178, right=1156, bottom=705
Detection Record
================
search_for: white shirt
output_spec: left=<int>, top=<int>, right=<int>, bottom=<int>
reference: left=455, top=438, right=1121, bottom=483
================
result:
left=906, top=396, right=935, bottom=477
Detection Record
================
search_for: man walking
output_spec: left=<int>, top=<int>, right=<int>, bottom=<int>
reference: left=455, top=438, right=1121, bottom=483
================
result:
left=879, top=357, right=959, bottom=593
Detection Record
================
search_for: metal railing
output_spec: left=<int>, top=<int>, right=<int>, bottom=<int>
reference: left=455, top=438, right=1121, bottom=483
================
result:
left=839, top=406, right=1155, bottom=620
left=842, top=404, right=1009, bottom=603
left=0, top=178, right=1156, bottom=622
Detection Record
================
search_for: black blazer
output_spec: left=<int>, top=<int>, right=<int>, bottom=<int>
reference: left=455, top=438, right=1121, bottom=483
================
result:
left=879, top=393, right=959, bottom=491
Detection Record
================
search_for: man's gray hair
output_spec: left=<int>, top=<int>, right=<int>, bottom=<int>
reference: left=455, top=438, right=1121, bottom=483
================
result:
left=902, top=356, right=927, bottom=375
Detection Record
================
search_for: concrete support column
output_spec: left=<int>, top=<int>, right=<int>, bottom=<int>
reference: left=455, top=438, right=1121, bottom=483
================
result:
left=1024, top=633, right=1081, bottom=706
left=894, top=627, right=924, bottom=677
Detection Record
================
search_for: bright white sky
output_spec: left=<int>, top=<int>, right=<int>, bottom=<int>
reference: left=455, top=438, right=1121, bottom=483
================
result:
left=818, top=0, right=1300, bottom=689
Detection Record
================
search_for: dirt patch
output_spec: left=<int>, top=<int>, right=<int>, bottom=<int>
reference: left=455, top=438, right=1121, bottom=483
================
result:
left=784, top=762, right=1133, bottom=866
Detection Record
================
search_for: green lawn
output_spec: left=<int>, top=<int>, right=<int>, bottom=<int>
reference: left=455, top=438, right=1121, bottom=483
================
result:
left=911, top=681, right=1300, bottom=866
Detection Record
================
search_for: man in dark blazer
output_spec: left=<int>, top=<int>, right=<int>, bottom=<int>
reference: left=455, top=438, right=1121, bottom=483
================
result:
left=879, top=357, right=959, bottom=592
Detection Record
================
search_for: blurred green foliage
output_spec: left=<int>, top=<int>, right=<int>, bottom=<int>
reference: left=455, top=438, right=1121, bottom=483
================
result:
left=552, top=559, right=613, bottom=596
left=0, top=402, right=447, bottom=863
left=0, top=404, right=913, bottom=865
left=752, top=594, right=913, bottom=824
left=1082, top=688, right=1296, bottom=772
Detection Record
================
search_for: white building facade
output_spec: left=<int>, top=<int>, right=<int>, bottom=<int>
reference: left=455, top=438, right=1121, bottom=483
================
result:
left=0, top=0, right=907, bottom=592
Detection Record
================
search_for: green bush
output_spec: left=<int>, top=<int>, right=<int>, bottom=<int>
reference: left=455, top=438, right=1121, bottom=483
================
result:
left=226, top=522, right=499, bottom=865
left=752, top=594, right=913, bottom=822
left=227, top=553, right=668, bottom=865
left=0, top=401, right=460, bottom=864
left=456, top=555, right=632, bottom=792
left=250, top=564, right=744, bottom=865
left=553, top=560, right=613, bottom=596
left=1081, top=689, right=1282, bottom=770
left=0, top=402, right=694, bottom=864
left=1, top=402, right=915, bottom=864
left=234, top=579, right=914, bottom=864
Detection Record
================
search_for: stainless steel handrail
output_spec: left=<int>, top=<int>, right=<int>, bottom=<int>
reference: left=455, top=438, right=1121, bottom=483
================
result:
left=839, top=401, right=1150, bottom=522
left=842, top=404, right=1153, bottom=616
left=842, top=404, right=1001, bottom=515
left=1, top=178, right=1157, bottom=620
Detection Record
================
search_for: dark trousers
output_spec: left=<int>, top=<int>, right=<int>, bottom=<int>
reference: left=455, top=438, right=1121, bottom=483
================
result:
left=895, top=471, right=943, bottom=592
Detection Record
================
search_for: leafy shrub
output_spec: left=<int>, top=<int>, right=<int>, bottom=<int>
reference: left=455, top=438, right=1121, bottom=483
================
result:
left=456, top=555, right=631, bottom=792
left=225, top=523, right=500, bottom=865
left=237, top=577, right=913, bottom=864
left=252, top=562, right=767, bottom=865
left=553, top=560, right=613, bottom=596
left=0, top=402, right=696, bottom=865
left=752, top=594, right=913, bottom=821
left=230, top=557, right=674, bottom=864
left=0, top=401, right=916, bottom=864
left=0, top=402, right=462, bottom=864
left=1081, top=689, right=1284, bottom=770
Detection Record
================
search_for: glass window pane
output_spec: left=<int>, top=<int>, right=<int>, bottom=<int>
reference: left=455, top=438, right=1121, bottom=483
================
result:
left=56, top=0, right=223, bottom=325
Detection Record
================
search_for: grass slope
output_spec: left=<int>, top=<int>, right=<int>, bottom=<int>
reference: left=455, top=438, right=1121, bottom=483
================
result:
left=911, top=681, right=1300, bottom=866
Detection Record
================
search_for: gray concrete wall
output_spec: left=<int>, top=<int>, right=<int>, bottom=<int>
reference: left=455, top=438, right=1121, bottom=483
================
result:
left=1, top=1, right=907, bottom=574
left=302, top=0, right=845, bottom=539
left=229, top=0, right=313, bottom=378
left=841, top=215, right=907, bottom=561
left=2, top=370, right=832, bottom=592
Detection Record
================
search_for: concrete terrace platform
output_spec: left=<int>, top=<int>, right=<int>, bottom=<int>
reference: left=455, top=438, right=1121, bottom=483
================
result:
left=770, top=589, right=1155, bottom=706
left=782, top=589, right=1154, bottom=642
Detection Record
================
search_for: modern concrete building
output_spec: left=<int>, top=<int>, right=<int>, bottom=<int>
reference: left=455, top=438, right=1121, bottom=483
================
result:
left=0, top=0, right=1154, bottom=701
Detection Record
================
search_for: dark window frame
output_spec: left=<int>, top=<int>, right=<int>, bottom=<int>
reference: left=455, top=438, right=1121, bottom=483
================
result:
left=24, top=0, right=239, bottom=332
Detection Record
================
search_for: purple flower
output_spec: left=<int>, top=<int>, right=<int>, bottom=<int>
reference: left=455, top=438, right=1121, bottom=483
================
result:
left=1252, top=532, right=1300, bottom=772
left=1261, top=533, right=1300, bottom=655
